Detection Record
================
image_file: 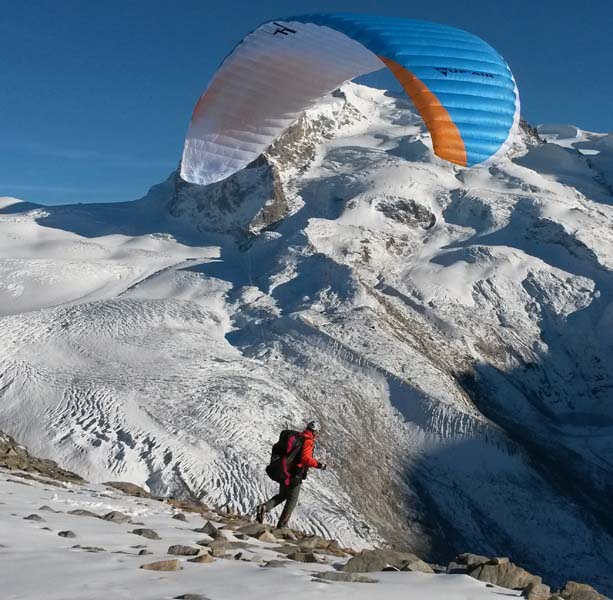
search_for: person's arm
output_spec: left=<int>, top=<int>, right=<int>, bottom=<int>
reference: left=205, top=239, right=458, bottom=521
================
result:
left=300, top=436, right=322, bottom=469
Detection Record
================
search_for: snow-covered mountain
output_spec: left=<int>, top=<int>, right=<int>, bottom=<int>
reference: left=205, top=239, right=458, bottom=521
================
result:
left=1, top=83, right=612, bottom=593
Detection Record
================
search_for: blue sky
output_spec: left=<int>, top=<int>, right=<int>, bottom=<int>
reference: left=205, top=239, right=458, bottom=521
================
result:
left=1, top=0, right=611, bottom=205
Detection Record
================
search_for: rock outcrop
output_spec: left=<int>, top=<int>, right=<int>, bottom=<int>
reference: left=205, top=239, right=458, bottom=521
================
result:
left=0, top=431, right=83, bottom=483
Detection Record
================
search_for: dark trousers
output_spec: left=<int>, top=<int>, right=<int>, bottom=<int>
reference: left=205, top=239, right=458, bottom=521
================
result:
left=263, top=481, right=301, bottom=528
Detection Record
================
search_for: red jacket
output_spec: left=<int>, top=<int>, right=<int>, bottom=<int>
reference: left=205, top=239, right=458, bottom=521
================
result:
left=298, top=429, right=320, bottom=469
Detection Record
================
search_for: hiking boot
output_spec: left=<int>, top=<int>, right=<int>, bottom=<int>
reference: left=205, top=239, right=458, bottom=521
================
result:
left=256, top=504, right=266, bottom=524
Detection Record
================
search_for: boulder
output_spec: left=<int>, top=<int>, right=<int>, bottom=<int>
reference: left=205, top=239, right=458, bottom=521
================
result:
left=23, top=514, right=44, bottom=522
left=257, top=531, right=278, bottom=543
left=227, top=541, right=256, bottom=550
left=236, top=523, right=270, bottom=537
left=342, top=549, right=421, bottom=573
left=58, top=530, right=76, bottom=538
left=468, top=560, right=541, bottom=589
left=399, top=559, right=435, bottom=574
left=559, top=581, right=606, bottom=600
left=299, top=535, right=330, bottom=550
left=139, top=549, right=153, bottom=556
left=287, top=551, right=320, bottom=563
left=194, top=522, right=219, bottom=537
left=188, top=554, right=216, bottom=564
left=326, top=540, right=347, bottom=557
left=140, top=559, right=181, bottom=571
left=39, top=505, right=61, bottom=513
left=104, top=481, right=150, bottom=498
left=207, top=540, right=228, bottom=558
left=455, top=553, right=490, bottom=566
left=130, top=528, right=161, bottom=540
left=102, top=511, right=131, bottom=523
left=316, top=572, right=379, bottom=584
left=272, top=528, right=298, bottom=542
left=214, top=528, right=235, bottom=541
left=165, top=498, right=208, bottom=514
left=447, top=562, right=469, bottom=574
left=522, top=582, right=551, bottom=600
left=68, top=509, right=100, bottom=518
left=168, top=545, right=201, bottom=556
left=174, top=595, right=210, bottom=600
left=263, top=560, right=288, bottom=568
left=489, top=557, right=510, bottom=565
left=172, top=513, right=188, bottom=522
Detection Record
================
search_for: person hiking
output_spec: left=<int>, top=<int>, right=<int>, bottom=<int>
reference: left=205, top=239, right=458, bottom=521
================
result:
left=256, top=420, right=327, bottom=529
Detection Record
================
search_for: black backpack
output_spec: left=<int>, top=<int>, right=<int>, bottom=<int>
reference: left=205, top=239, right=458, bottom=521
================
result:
left=265, top=429, right=304, bottom=484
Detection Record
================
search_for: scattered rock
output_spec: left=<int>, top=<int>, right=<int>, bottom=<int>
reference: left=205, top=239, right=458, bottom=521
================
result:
left=342, top=549, right=421, bottom=573
left=272, top=528, right=298, bottom=542
left=287, top=550, right=320, bottom=563
left=522, top=582, right=551, bottom=600
left=316, top=572, right=379, bottom=584
left=165, top=498, right=208, bottom=514
left=235, top=523, right=269, bottom=537
left=559, top=581, right=606, bottom=600
left=205, top=540, right=228, bottom=558
left=326, top=540, right=347, bottom=557
left=23, top=514, right=44, bottom=522
left=468, top=560, right=541, bottom=589
left=102, top=511, right=131, bottom=524
left=130, top=528, right=161, bottom=540
left=140, top=559, right=181, bottom=571
left=67, top=509, right=100, bottom=518
left=80, top=546, right=106, bottom=552
left=263, top=560, right=287, bottom=568
left=213, top=528, right=235, bottom=541
left=299, top=534, right=330, bottom=550
left=399, top=559, right=435, bottom=574
left=257, top=531, right=278, bottom=543
left=168, top=545, right=201, bottom=556
left=227, top=541, right=254, bottom=550
left=455, top=553, right=490, bottom=566
left=58, top=530, right=76, bottom=538
left=172, top=513, right=188, bottom=522
left=188, top=554, right=216, bottom=564
left=194, top=522, right=219, bottom=537
left=104, top=481, right=150, bottom=498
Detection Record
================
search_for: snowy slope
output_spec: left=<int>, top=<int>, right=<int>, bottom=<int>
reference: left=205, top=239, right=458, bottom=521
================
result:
left=0, top=471, right=523, bottom=600
left=1, top=83, right=612, bottom=592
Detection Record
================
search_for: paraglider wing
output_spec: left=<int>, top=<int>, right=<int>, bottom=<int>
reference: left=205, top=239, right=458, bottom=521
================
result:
left=181, top=14, right=520, bottom=186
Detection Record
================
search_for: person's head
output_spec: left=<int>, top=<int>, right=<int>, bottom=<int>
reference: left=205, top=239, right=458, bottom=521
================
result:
left=306, top=420, right=321, bottom=437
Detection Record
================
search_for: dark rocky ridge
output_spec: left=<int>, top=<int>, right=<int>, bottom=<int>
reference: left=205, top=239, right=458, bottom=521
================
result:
left=0, top=430, right=83, bottom=483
